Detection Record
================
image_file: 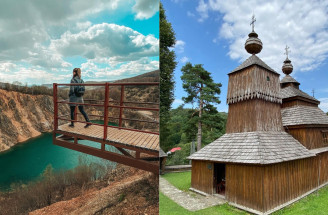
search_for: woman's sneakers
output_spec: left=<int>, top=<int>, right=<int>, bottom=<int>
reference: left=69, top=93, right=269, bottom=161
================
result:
left=84, top=123, right=91, bottom=128
left=69, top=124, right=74, bottom=128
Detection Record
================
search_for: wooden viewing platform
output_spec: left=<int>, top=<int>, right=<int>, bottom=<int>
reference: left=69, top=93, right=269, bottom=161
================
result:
left=58, top=122, right=159, bottom=152
left=53, top=82, right=159, bottom=174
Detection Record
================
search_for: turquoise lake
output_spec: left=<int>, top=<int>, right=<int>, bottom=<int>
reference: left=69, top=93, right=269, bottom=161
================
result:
left=0, top=132, right=116, bottom=191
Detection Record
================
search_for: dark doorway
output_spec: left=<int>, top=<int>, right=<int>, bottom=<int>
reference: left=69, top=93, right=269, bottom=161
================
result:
left=214, top=163, right=226, bottom=195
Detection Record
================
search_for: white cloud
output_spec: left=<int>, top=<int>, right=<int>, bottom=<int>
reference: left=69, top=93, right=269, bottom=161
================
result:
left=0, top=0, right=121, bottom=62
left=81, top=58, right=158, bottom=81
left=174, top=40, right=186, bottom=53
left=0, top=67, right=68, bottom=84
left=196, top=0, right=328, bottom=74
left=51, top=23, right=159, bottom=63
left=196, top=0, right=209, bottom=22
left=133, top=0, right=159, bottom=20
left=0, top=0, right=159, bottom=85
left=76, top=21, right=92, bottom=30
left=0, top=63, right=17, bottom=73
left=180, top=56, right=189, bottom=63
left=319, top=98, right=328, bottom=113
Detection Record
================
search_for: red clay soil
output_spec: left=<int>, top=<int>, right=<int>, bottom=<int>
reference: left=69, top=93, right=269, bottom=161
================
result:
left=29, top=167, right=159, bottom=215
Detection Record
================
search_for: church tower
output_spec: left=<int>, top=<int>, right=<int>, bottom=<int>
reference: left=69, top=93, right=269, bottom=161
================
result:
left=226, top=15, right=283, bottom=133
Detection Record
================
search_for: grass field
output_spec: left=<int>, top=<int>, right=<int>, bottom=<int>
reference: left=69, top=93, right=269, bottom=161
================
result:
left=160, top=172, right=328, bottom=215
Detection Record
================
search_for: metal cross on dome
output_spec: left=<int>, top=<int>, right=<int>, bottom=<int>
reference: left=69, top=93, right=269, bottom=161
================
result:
left=284, top=45, right=291, bottom=58
left=250, top=14, right=256, bottom=31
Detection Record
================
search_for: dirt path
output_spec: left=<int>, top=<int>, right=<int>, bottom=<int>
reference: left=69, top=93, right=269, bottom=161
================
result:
left=159, top=177, right=226, bottom=211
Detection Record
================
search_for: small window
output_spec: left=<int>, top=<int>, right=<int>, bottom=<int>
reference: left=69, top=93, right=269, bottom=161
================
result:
left=322, top=130, right=328, bottom=144
left=267, top=76, right=270, bottom=81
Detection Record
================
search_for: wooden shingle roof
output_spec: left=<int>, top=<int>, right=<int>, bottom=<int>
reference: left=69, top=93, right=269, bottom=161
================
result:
left=229, top=54, right=278, bottom=74
left=282, top=106, right=328, bottom=126
left=281, top=75, right=300, bottom=84
left=188, top=131, right=315, bottom=164
left=280, top=86, right=319, bottom=102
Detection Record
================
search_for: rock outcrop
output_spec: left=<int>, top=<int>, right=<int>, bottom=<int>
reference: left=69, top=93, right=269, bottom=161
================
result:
left=0, top=89, right=69, bottom=152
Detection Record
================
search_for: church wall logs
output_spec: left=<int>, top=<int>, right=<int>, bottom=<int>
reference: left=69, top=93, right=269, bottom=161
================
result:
left=226, top=99, right=283, bottom=133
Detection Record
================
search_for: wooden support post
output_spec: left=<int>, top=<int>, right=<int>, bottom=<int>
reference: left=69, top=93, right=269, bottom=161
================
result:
left=119, top=85, right=124, bottom=128
left=74, top=106, right=78, bottom=122
left=74, top=137, right=78, bottom=144
left=53, top=83, right=58, bottom=131
left=103, top=83, right=110, bottom=150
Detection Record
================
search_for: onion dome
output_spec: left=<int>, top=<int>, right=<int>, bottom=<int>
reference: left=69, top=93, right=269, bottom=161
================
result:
left=282, top=45, right=293, bottom=75
left=245, top=14, right=262, bottom=55
left=245, top=31, right=263, bottom=54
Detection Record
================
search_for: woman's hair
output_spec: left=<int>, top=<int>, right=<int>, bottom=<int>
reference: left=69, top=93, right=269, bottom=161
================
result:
left=73, top=68, right=80, bottom=77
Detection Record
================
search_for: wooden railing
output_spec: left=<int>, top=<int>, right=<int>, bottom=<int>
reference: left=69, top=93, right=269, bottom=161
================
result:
left=53, top=82, right=160, bottom=139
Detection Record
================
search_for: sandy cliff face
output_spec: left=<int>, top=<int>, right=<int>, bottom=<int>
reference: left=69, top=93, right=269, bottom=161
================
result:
left=0, top=89, right=68, bottom=152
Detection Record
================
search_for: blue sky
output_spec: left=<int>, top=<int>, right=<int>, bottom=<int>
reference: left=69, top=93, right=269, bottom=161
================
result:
left=0, top=0, right=159, bottom=85
left=163, top=0, right=328, bottom=112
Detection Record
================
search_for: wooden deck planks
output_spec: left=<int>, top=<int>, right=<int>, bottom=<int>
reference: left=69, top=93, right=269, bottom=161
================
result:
left=58, top=123, right=159, bottom=151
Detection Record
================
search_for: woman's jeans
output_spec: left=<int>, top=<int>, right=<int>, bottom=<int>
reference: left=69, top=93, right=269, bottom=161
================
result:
left=70, top=106, right=90, bottom=125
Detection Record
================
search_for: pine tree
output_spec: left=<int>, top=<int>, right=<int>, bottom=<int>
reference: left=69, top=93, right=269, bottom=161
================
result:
left=160, top=2, right=177, bottom=151
left=181, top=63, right=222, bottom=151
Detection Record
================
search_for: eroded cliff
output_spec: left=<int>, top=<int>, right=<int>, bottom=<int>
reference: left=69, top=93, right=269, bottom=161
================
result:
left=0, top=89, right=68, bottom=152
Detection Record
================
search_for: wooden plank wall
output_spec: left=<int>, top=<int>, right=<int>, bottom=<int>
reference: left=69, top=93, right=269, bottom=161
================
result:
left=319, top=152, right=328, bottom=185
left=263, top=157, right=318, bottom=212
left=192, top=153, right=328, bottom=213
left=286, top=128, right=326, bottom=149
left=226, top=154, right=328, bottom=213
left=282, top=100, right=317, bottom=108
left=226, top=99, right=283, bottom=133
left=191, top=160, right=214, bottom=194
left=281, top=83, right=299, bottom=89
left=227, top=65, right=280, bottom=104
left=226, top=164, right=264, bottom=212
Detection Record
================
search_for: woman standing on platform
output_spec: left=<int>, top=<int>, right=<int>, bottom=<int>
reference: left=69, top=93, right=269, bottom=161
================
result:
left=68, top=68, right=91, bottom=128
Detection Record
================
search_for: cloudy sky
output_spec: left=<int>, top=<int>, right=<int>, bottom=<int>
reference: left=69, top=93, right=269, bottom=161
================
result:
left=0, top=0, right=159, bottom=85
left=163, top=0, right=328, bottom=112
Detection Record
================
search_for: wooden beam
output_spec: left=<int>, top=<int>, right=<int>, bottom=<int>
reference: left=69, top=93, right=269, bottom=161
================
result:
left=54, top=138, right=159, bottom=174
left=55, top=130, right=158, bottom=156
left=115, top=146, right=133, bottom=158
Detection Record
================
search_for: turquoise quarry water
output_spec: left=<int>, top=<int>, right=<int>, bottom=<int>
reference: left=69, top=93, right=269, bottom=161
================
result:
left=0, top=132, right=117, bottom=191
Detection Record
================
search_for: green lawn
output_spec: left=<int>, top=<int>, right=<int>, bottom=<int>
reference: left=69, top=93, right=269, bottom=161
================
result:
left=160, top=172, right=328, bottom=215
left=161, top=171, right=191, bottom=191
left=160, top=192, right=247, bottom=215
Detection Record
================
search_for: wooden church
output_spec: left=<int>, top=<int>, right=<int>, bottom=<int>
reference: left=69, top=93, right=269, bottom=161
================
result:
left=188, top=17, right=328, bottom=214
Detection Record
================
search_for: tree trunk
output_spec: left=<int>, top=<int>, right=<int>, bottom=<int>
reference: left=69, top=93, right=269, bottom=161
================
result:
left=197, top=86, right=203, bottom=151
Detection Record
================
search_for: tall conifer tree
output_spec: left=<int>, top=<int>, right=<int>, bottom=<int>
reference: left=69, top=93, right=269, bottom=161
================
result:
left=181, top=63, right=222, bottom=151
left=160, top=3, right=177, bottom=151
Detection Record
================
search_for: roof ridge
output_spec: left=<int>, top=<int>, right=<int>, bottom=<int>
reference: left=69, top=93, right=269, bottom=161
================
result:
left=229, top=55, right=278, bottom=74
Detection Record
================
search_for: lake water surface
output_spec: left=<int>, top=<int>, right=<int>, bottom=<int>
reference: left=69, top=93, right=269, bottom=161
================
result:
left=0, top=132, right=116, bottom=191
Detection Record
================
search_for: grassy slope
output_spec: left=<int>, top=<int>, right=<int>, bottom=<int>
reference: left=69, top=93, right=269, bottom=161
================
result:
left=160, top=172, right=328, bottom=215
